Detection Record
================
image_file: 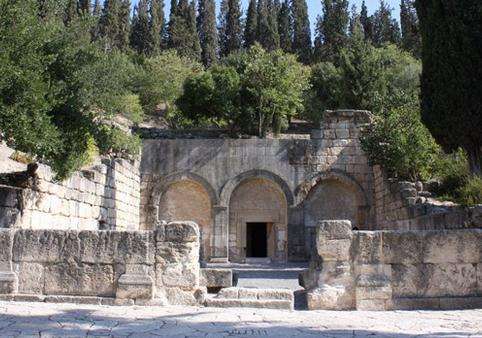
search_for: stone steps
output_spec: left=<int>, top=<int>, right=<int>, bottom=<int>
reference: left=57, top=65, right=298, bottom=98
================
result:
left=205, top=287, right=294, bottom=310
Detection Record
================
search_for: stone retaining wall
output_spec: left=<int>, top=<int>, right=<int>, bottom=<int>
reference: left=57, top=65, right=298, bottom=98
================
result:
left=0, top=222, right=202, bottom=306
left=0, top=158, right=140, bottom=231
left=305, top=220, right=482, bottom=311
left=373, top=165, right=482, bottom=230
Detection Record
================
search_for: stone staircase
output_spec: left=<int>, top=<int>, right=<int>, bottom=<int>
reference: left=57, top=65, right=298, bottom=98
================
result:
left=205, top=287, right=294, bottom=310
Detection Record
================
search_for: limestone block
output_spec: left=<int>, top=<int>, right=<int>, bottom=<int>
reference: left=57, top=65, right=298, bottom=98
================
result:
left=116, top=272, right=154, bottom=300
left=423, top=263, right=477, bottom=297
left=159, top=221, right=200, bottom=243
left=423, top=230, right=480, bottom=264
left=44, top=263, right=114, bottom=297
left=14, top=262, right=44, bottom=294
left=0, top=271, right=18, bottom=294
left=78, top=231, right=116, bottom=264
left=317, top=238, right=352, bottom=262
left=439, top=296, right=482, bottom=310
left=156, top=242, right=199, bottom=265
left=391, top=264, right=424, bottom=298
left=217, top=287, right=239, bottom=299
left=306, top=285, right=355, bottom=310
left=0, top=187, right=21, bottom=208
left=317, top=261, right=353, bottom=288
left=164, top=287, right=198, bottom=305
left=13, top=230, right=81, bottom=263
left=381, top=231, right=423, bottom=264
left=256, top=289, right=294, bottom=301
left=238, top=288, right=258, bottom=299
left=392, top=297, right=440, bottom=310
left=354, top=232, right=382, bottom=264
left=115, top=231, right=154, bottom=265
left=356, top=286, right=392, bottom=300
left=0, top=230, right=14, bottom=264
left=200, top=268, right=232, bottom=288
left=317, top=220, right=353, bottom=240
left=160, top=264, right=198, bottom=288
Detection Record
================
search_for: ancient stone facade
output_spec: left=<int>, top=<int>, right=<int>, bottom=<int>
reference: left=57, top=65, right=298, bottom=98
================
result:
left=141, top=110, right=374, bottom=263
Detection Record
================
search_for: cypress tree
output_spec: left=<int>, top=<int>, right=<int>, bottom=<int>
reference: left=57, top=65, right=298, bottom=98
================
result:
left=198, top=0, right=218, bottom=66
left=220, top=0, right=242, bottom=56
left=359, top=0, right=373, bottom=41
left=168, top=0, right=201, bottom=60
left=78, top=0, right=91, bottom=14
left=372, top=0, right=401, bottom=46
left=291, top=0, right=312, bottom=64
left=244, top=0, right=258, bottom=48
left=130, top=0, right=151, bottom=55
left=400, top=0, right=420, bottom=57
left=314, top=0, right=349, bottom=63
left=256, top=0, right=270, bottom=49
left=150, top=0, right=165, bottom=53
left=117, top=0, right=131, bottom=51
left=267, top=0, right=280, bottom=50
left=167, top=0, right=178, bottom=48
left=277, top=0, right=292, bottom=52
left=98, top=0, right=121, bottom=50
left=415, top=0, right=482, bottom=174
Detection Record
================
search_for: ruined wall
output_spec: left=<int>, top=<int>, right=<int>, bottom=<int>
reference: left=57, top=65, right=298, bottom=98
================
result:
left=0, top=222, right=202, bottom=306
left=140, top=110, right=374, bottom=262
left=373, top=165, right=482, bottom=230
left=305, top=220, right=482, bottom=311
left=0, top=158, right=140, bottom=231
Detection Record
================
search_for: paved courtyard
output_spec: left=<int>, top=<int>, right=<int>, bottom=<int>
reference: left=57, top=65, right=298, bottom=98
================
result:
left=0, top=301, right=480, bottom=337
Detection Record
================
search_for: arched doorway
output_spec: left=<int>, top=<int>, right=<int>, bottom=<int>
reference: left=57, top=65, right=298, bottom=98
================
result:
left=158, top=180, right=213, bottom=261
left=228, top=178, right=288, bottom=263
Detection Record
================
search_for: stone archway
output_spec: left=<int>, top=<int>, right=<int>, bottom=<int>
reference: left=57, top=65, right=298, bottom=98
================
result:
left=157, top=179, right=213, bottom=261
left=228, top=177, right=288, bottom=263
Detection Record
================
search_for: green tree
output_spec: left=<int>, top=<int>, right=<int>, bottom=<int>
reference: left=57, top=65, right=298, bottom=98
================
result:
left=359, top=0, right=373, bottom=41
left=117, top=0, right=131, bottom=51
left=220, top=0, right=242, bottom=56
left=277, top=0, right=292, bottom=52
left=93, top=0, right=102, bottom=16
left=178, top=45, right=310, bottom=136
left=415, top=0, right=482, bottom=174
left=320, top=0, right=350, bottom=62
left=198, top=0, right=218, bottom=66
left=372, top=0, right=400, bottom=47
left=150, top=0, right=165, bottom=54
left=64, top=0, right=79, bottom=24
left=98, top=0, right=120, bottom=49
left=167, top=0, right=201, bottom=60
left=400, top=0, right=420, bottom=58
left=291, top=0, right=312, bottom=64
left=244, top=0, right=258, bottom=48
left=130, top=0, right=152, bottom=55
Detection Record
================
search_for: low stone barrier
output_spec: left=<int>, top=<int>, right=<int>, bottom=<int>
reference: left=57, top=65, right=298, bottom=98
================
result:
left=304, top=220, right=482, bottom=310
left=0, top=222, right=203, bottom=306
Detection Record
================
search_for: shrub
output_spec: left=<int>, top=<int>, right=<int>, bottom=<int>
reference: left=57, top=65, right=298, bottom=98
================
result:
left=360, top=106, right=440, bottom=181
left=456, top=176, right=482, bottom=206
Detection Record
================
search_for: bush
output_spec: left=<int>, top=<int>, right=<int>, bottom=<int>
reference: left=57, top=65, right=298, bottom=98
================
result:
left=360, top=106, right=440, bottom=181
left=456, top=176, right=482, bottom=206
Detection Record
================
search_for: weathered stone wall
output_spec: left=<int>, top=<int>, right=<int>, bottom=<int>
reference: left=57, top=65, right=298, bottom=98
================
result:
left=0, top=158, right=140, bottom=231
left=140, top=110, right=374, bottom=262
left=373, top=165, right=482, bottom=230
left=305, top=220, right=482, bottom=311
left=0, top=222, right=202, bottom=306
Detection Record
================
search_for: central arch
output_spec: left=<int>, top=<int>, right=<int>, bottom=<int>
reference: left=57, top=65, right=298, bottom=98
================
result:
left=228, top=176, right=289, bottom=263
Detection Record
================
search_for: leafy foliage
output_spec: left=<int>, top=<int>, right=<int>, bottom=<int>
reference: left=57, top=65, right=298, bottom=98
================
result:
left=177, top=45, right=310, bottom=136
left=0, top=0, right=141, bottom=179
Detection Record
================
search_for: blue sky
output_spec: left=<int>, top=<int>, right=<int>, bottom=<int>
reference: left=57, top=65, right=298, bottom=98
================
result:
left=132, top=0, right=402, bottom=34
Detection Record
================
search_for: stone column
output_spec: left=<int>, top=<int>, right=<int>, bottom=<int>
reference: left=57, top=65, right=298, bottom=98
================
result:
left=305, top=220, right=355, bottom=310
left=0, top=230, right=18, bottom=295
left=211, top=205, right=228, bottom=263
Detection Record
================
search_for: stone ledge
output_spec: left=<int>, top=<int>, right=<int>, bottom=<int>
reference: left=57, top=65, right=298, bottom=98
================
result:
left=205, top=298, right=293, bottom=310
left=393, top=296, right=482, bottom=310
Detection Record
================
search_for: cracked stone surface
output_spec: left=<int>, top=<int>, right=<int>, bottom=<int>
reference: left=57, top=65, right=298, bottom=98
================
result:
left=0, top=301, right=480, bottom=337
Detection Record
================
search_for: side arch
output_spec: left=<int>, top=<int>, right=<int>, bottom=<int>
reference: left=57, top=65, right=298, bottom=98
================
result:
left=219, top=169, right=294, bottom=207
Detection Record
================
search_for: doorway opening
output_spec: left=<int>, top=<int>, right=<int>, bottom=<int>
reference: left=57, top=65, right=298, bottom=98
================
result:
left=246, top=222, right=268, bottom=258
